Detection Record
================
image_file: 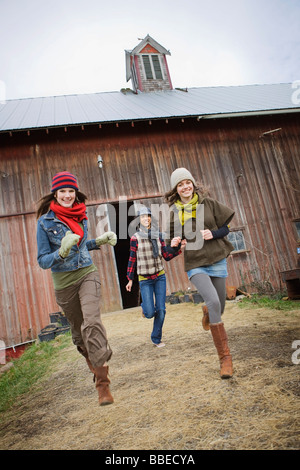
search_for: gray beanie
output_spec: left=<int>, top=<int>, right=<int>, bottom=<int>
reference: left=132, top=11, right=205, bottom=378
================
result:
left=170, top=168, right=196, bottom=189
left=137, top=206, right=151, bottom=216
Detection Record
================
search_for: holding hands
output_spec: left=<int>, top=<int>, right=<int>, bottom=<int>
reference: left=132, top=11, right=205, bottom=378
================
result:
left=171, top=236, right=181, bottom=247
left=171, top=236, right=187, bottom=248
left=169, top=231, right=214, bottom=249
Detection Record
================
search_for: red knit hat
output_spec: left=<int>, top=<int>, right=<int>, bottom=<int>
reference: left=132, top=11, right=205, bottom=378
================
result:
left=51, top=172, right=79, bottom=192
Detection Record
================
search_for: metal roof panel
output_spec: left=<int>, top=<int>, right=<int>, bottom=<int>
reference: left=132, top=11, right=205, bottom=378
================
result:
left=0, top=83, right=299, bottom=133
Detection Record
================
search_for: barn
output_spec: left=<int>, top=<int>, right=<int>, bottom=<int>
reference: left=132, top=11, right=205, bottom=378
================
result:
left=0, top=35, right=299, bottom=349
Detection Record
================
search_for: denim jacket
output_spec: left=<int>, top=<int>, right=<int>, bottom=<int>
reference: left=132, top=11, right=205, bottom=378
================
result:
left=37, top=210, right=99, bottom=272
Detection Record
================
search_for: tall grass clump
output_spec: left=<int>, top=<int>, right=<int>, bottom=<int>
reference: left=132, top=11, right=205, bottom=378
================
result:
left=239, top=294, right=300, bottom=311
left=0, top=333, right=71, bottom=413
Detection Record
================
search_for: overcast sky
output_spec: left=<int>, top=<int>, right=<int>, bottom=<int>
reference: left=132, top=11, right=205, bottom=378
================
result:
left=1, top=0, right=300, bottom=101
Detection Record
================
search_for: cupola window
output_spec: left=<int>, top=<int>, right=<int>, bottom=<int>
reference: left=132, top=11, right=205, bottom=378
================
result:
left=152, top=55, right=163, bottom=79
left=142, top=54, right=163, bottom=80
left=142, top=55, right=153, bottom=79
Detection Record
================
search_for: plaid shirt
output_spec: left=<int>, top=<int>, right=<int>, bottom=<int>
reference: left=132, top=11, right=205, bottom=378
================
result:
left=127, top=234, right=181, bottom=281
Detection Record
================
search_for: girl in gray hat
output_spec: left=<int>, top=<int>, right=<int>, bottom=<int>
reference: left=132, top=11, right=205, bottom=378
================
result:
left=165, top=168, right=235, bottom=378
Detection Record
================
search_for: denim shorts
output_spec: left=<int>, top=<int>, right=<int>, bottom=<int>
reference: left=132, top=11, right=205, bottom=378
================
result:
left=187, top=258, right=228, bottom=279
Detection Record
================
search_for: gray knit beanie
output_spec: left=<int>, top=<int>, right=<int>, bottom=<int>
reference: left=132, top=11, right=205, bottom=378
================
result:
left=170, top=168, right=196, bottom=189
left=137, top=206, right=151, bottom=216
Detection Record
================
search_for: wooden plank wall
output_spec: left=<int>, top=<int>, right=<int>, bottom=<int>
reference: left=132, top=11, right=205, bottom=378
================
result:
left=0, top=113, right=299, bottom=346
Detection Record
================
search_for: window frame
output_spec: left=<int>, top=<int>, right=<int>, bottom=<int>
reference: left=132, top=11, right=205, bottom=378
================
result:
left=151, top=55, right=163, bottom=79
left=227, top=228, right=248, bottom=254
left=141, top=54, right=164, bottom=80
left=294, top=219, right=300, bottom=241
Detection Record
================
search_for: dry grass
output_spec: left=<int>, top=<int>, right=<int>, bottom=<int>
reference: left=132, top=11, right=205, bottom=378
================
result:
left=0, top=301, right=299, bottom=450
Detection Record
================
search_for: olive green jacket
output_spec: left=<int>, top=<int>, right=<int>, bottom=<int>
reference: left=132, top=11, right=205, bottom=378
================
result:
left=167, top=195, right=235, bottom=272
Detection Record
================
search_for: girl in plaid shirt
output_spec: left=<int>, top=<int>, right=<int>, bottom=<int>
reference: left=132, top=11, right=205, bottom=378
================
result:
left=126, top=207, right=181, bottom=347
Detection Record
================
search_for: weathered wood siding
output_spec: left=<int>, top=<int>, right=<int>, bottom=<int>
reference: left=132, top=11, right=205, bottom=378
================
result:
left=0, top=113, right=299, bottom=346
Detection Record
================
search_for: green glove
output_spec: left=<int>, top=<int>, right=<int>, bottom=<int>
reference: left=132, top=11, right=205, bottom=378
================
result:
left=96, top=231, right=117, bottom=247
left=59, top=231, right=80, bottom=258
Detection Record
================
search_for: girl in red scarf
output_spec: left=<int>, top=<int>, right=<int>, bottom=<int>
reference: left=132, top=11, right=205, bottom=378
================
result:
left=37, top=172, right=117, bottom=406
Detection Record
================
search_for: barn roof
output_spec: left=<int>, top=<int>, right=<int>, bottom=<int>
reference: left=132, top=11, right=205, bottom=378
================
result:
left=0, top=82, right=299, bottom=134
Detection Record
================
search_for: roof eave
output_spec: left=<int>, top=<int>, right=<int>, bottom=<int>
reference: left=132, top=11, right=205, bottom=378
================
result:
left=1, top=107, right=300, bottom=135
left=199, top=107, right=300, bottom=119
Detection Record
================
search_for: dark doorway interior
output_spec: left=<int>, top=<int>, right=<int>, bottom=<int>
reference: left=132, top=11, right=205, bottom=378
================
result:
left=110, top=201, right=140, bottom=309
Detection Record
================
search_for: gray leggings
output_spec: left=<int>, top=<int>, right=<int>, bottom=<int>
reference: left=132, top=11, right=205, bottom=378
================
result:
left=190, top=273, right=226, bottom=324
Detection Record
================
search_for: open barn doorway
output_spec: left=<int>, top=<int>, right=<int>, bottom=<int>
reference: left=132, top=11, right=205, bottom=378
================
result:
left=108, top=200, right=140, bottom=309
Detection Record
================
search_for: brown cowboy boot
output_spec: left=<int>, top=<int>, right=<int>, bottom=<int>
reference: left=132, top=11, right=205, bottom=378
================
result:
left=210, top=322, right=233, bottom=379
left=94, top=365, right=114, bottom=406
left=202, top=305, right=210, bottom=331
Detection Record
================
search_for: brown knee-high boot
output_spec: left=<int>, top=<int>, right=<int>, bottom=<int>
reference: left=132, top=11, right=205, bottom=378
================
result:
left=210, top=322, right=233, bottom=379
left=94, top=365, right=114, bottom=406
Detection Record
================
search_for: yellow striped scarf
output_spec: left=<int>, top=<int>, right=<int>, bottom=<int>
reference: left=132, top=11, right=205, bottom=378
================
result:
left=174, top=193, right=199, bottom=225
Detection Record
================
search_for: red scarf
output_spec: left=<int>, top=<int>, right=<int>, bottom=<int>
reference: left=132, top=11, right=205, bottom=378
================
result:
left=50, top=201, right=88, bottom=244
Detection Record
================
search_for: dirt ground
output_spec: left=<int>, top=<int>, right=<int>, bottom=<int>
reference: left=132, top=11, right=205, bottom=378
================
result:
left=0, top=300, right=299, bottom=451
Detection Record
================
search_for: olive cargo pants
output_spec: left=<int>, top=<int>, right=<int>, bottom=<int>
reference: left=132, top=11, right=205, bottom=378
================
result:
left=55, top=271, right=112, bottom=367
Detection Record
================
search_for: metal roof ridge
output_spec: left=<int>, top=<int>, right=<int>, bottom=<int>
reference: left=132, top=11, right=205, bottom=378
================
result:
left=187, top=81, right=293, bottom=90
left=1, top=82, right=294, bottom=104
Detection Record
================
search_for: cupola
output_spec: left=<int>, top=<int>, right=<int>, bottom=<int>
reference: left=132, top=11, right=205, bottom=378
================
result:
left=125, top=35, right=173, bottom=93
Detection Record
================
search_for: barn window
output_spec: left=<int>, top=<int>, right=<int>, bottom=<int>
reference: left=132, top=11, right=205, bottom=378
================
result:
left=295, top=220, right=300, bottom=241
left=142, top=55, right=153, bottom=79
left=227, top=230, right=246, bottom=252
left=152, top=55, right=163, bottom=79
left=142, top=54, right=163, bottom=80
